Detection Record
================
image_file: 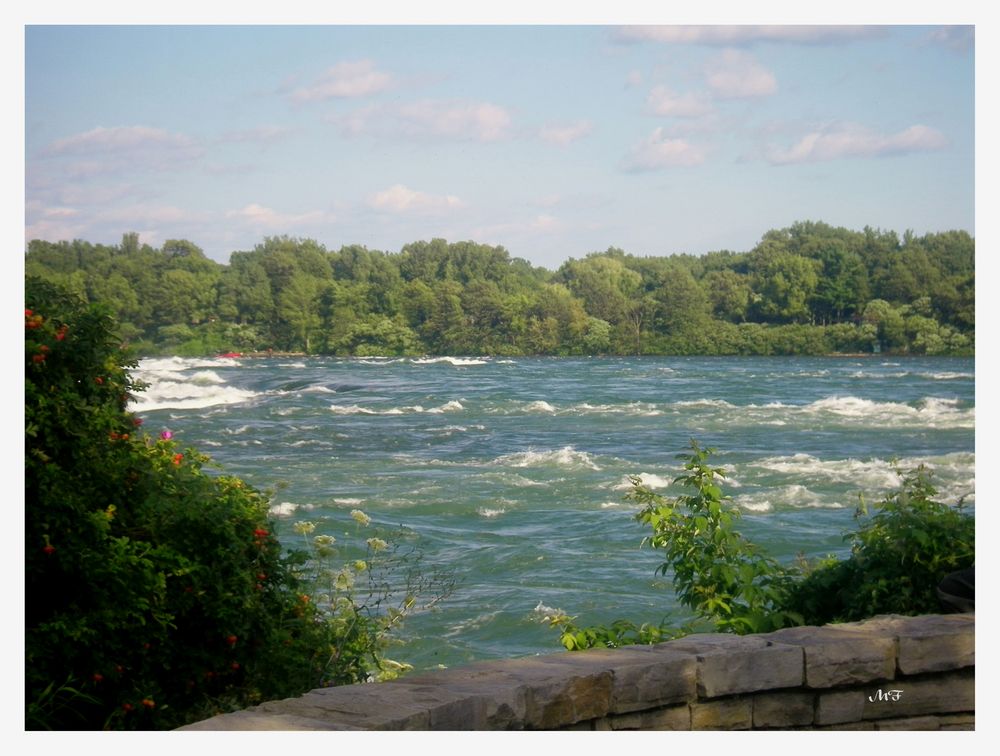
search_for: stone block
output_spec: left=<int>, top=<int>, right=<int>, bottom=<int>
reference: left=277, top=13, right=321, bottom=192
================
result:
left=177, top=710, right=359, bottom=730
left=607, top=705, right=691, bottom=731
left=815, top=690, right=864, bottom=725
left=597, top=644, right=697, bottom=713
left=861, top=669, right=974, bottom=721
left=768, top=625, right=895, bottom=688
left=691, top=697, right=753, bottom=730
left=874, top=715, right=944, bottom=730
left=939, top=714, right=975, bottom=731
left=835, top=614, right=975, bottom=675
left=752, top=691, right=815, bottom=728
left=666, top=634, right=803, bottom=697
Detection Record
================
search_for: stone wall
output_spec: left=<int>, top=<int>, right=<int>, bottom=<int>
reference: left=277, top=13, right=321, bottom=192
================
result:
left=179, top=613, right=974, bottom=731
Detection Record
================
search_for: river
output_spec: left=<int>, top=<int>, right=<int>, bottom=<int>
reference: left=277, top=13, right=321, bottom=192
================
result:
left=130, top=355, right=975, bottom=670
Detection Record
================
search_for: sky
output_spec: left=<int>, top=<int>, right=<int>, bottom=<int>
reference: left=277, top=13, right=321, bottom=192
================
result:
left=21, top=16, right=979, bottom=273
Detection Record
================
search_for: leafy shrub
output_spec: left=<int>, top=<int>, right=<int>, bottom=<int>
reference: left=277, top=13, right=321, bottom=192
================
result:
left=24, top=278, right=438, bottom=729
left=548, top=442, right=973, bottom=650
left=786, top=466, right=975, bottom=624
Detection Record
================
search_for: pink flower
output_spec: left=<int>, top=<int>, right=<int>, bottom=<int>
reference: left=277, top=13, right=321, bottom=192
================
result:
left=159, top=430, right=173, bottom=440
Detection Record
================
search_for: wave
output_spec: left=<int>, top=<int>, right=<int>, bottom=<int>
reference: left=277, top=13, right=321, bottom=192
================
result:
left=139, top=356, right=243, bottom=371
left=477, top=507, right=506, bottom=518
left=612, top=472, right=673, bottom=491
left=131, top=382, right=258, bottom=412
left=328, top=400, right=463, bottom=416
left=733, top=484, right=838, bottom=513
left=491, top=446, right=601, bottom=471
left=746, top=451, right=974, bottom=504
left=802, top=396, right=974, bottom=428
left=919, top=371, right=974, bottom=380
left=268, top=501, right=318, bottom=517
left=412, top=356, right=489, bottom=366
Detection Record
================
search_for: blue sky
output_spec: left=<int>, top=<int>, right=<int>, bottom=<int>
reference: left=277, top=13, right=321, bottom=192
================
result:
left=24, top=21, right=976, bottom=269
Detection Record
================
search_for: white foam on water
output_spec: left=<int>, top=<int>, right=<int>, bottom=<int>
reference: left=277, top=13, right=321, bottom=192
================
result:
left=523, top=400, right=557, bottom=413
left=332, top=498, right=364, bottom=506
left=413, top=356, right=489, bottom=366
left=492, top=446, right=601, bottom=471
left=919, top=371, right=974, bottom=380
left=131, top=357, right=257, bottom=411
left=612, top=472, right=673, bottom=491
left=802, top=395, right=974, bottom=428
left=575, top=402, right=662, bottom=416
left=734, top=485, right=837, bottom=512
left=329, top=400, right=462, bottom=415
left=671, top=399, right=737, bottom=410
left=269, top=501, right=317, bottom=517
left=428, top=400, right=465, bottom=413
left=477, top=507, right=506, bottom=518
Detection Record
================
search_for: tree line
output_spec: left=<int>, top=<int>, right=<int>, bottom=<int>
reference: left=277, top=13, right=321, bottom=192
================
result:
left=24, top=220, right=974, bottom=357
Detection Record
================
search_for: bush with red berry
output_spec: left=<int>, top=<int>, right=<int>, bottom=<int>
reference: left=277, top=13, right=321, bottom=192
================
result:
left=25, top=279, right=361, bottom=730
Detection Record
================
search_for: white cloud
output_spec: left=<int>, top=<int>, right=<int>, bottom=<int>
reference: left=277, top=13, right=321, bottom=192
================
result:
left=645, top=86, right=713, bottom=118
left=766, top=123, right=949, bottom=165
left=219, top=126, right=292, bottom=144
left=625, top=70, right=643, bottom=88
left=613, top=25, right=884, bottom=46
left=538, top=120, right=593, bottom=146
left=923, top=26, right=974, bottom=53
left=39, top=125, right=203, bottom=178
left=332, top=99, right=512, bottom=142
left=623, top=127, right=707, bottom=172
left=45, top=125, right=199, bottom=156
left=289, top=60, right=392, bottom=102
left=226, top=203, right=327, bottom=229
left=369, top=184, right=464, bottom=214
left=704, top=50, right=777, bottom=99
left=25, top=206, right=86, bottom=243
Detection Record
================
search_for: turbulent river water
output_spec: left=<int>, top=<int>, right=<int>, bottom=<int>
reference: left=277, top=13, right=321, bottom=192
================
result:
left=130, top=354, right=974, bottom=671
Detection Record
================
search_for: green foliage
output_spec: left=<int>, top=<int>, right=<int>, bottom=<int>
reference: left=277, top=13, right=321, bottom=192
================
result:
left=24, top=221, right=974, bottom=356
left=549, top=443, right=974, bottom=651
left=24, top=278, right=447, bottom=730
left=786, top=466, right=975, bottom=624
left=633, top=442, right=801, bottom=634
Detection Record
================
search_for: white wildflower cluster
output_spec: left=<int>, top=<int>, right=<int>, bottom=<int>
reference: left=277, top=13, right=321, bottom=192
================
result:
left=350, top=509, right=372, bottom=526
left=292, top=520, right=316, bottom=535
left=366, top=537, right=388, bottom=552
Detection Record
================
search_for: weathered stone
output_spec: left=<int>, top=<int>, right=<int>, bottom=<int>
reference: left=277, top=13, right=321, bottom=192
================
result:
left=815, top=690, right=865, bottom=725
left=939, top=713, right=976, bottom=731
left=666, top=634, right=803, bottom=697
left=250, top=683, right=464, bottom=730
left=810, top=721, right=876, bottom=730
left=836, top=614, right=975, bottom=675
left=874, top=715, right=944, bottom=730
left=691, top=697, right=753, bottom=730
left=752, top=691, right=815, bottom=728
left=861, top=669, right=974, bottom=720
left=768, top=625, right=895, bottom=688
left=601, top=645, right=697, bottom=713
left=177, top=614, right=975, bottom=731
left=177, top=710, right=359, bottom=730
left=606, top=705, right=691, bottom=731
left=393, top=663, right=529, bottom=729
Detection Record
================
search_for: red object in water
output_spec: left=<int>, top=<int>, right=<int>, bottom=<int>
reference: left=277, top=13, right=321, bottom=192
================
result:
left=218, top=352, right=242, bottom=358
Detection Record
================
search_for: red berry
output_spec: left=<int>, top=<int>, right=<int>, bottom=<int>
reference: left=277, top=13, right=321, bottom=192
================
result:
left=42, top=544, right=56, bottom=555
left=226, top=634, right=238, bottom=646
left=231, top=662, right=240, bottom=670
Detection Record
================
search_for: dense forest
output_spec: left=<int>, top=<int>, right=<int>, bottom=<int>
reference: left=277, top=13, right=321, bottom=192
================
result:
left=24, top=221, right=974, bottom=357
